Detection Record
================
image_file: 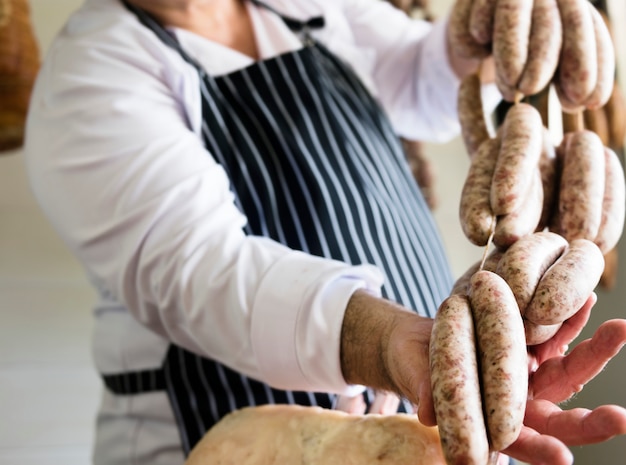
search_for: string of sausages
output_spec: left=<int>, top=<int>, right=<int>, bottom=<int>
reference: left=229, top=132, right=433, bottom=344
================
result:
left=429, top=1, right=625, bottom=464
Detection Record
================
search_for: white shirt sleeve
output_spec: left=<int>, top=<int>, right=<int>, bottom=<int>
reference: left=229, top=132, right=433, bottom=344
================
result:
left=333, top=0, right=501, bottom=143
left=24, top=6, right=382, bottom=395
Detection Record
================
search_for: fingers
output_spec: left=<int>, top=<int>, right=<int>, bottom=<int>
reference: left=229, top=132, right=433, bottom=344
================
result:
left=368, top=391, right=401, bottom=415
left=530, top=318, right=626, bottom=403
left=530, top=293, right=595, bottom=365
left=502, top=425, right=574, bottom=465
left=334, top=394, right=366, bottom=414
left=524, top=399, right=626, bottom=446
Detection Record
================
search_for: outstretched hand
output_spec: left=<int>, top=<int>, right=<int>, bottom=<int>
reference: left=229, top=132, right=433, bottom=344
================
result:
left=413, top=294, right=626, bottom=465
left=502, top=298, right=626, bottom=464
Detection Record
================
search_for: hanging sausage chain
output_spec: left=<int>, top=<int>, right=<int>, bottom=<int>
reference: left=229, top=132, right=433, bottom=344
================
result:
left=430, top=1, right=625, bottom=464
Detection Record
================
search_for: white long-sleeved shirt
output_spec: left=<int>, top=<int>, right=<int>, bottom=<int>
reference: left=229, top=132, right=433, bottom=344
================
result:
left=24, top=0, right=500, bottom=463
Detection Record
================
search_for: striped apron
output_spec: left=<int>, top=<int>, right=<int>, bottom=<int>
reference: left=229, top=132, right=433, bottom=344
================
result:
left=107, top=0, right=453, bottom=455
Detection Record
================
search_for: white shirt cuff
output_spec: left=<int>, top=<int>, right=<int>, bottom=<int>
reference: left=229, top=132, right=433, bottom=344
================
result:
left=250, top=252, right=384, bottom=395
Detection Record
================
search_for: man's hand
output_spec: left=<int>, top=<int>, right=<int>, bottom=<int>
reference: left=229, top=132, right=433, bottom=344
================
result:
left=501, top=310, right=626, bottom=464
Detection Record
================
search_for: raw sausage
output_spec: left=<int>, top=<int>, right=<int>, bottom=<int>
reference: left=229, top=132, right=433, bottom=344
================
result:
left=460, top=137, right=499, bottom=246
left=594, top=147, right=626, bottom=253
left=458, top=73, right=491, bottom=157
left=558, top=130, right=605, bottom=242
left=525, top=320, right=562, bottom=346
left=493, top=169, right=544, bottom=250
left=468, top=271, right=527, bottom=451
left=496, top=71, right=519, bottom=103
left=496, top=231, right=568, bottom=312
left=491, top=103, right=543, bottom=215
left=449, top=0, right=491, bottom=59
left=469, top=0, right=497, bottom=45
left=430, top=294, right=490, bottom=465
left=493, top=0, right=533, bottom=89
left=556, top=0, right=597, bottom=106
left=584, top=4, right=616, bottom=110
left=517, top=0, right=562, bottom=96
left=525, top=239, right=605, bottom=325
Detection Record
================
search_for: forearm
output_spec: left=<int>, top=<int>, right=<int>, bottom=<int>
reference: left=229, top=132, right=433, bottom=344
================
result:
left=339, top=289, right=431, bottom=396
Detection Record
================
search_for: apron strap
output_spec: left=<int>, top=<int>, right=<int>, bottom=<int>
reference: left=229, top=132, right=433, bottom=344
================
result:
left=102, top=367, right=166, bottom=395
left=247, top=0, right=325, bottom=34
left=122, top=0, right=325, bottom=54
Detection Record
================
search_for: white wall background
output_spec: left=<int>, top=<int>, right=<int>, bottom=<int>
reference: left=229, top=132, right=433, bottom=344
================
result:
left=1, top=0, right=624, bottom=463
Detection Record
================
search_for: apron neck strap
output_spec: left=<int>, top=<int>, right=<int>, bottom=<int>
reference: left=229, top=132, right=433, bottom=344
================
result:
left=121, top=0, right=325, bottom=49
left=247, top=0, right=325, bottom=35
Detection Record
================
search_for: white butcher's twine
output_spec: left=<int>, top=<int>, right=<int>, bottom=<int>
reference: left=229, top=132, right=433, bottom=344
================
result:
left=0, top=0, right=11, bottom=29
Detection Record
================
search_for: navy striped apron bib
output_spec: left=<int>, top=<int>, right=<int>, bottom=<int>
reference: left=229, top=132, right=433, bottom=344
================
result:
left=108, top=0, right=453, bottom=455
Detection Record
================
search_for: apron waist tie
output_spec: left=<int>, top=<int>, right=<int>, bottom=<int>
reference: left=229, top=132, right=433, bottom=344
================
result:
left=102, top=368, right=166, bottom=395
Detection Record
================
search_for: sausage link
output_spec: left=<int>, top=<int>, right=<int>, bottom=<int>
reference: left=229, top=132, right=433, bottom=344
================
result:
left=525, top=320, right=562, bottom=346
left=517, top=0, right=562, bottom=96
left=493, top=168, right=544, bottom=250
left=468, top=271, right=527, bottom=451
left=460, top=138, right=499, bottom=246
left=594, top=147, right=626, bottom=253
left=458, top=73, right=491, bottom=157
left=558, top=130, right=606, bottom=241
left=556, top=0, right=598, bottom=106
left=469, top=0, right=497, bottom=45
left=525, top=239, right=605, bottom=325
left=491, top=103, right=543, bottom=215
left=430, top=295, right=490, bottom=465
left=493, top=0, right=534, bottom=89
left=496, top=231, right=568, bottom=312
left=449, top=0, right=491, bottom=59
left=496, top=71, right=520, bottom=103
left=555, top=79, right=585, bottom=114
left=584, top=4, right=616, bottom=110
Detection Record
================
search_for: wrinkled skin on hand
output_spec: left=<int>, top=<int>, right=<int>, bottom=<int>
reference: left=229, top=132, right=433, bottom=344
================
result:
left=386, top=294, right=626, bottom=465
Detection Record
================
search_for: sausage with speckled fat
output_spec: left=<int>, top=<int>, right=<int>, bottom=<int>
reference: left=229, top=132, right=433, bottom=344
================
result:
left=493, top=169, right=544, bottom=250
left=491, top=103, right=543, bottom=215
left=458, top=73, right=491, bottom=157
left=430, top=295, right=490, bottom=465
left=584, top=4, right=616, bottom=110
left=493, top=0, right=534, bottom=90
left=496, top=72, right=520, bottom=103
left=449, top=0, right=491, bottom=59
left=525, top=320, right=562, bottom=346
left=594, top=147, right=626, bottom=253
left=468, top=271, right=527, bottom=451
left=469, top=0, right=497, bottom=45
left=525, top=239, right=605, bottom=325
left=460, top=138, right=500, bottom=246
left=558, top=130, right=606, bottom=242
left=517, top=0, right=562, bottom=96
left=496, top=231, right=568, bottom=312
left=556, top=0, right=598, bottom=106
